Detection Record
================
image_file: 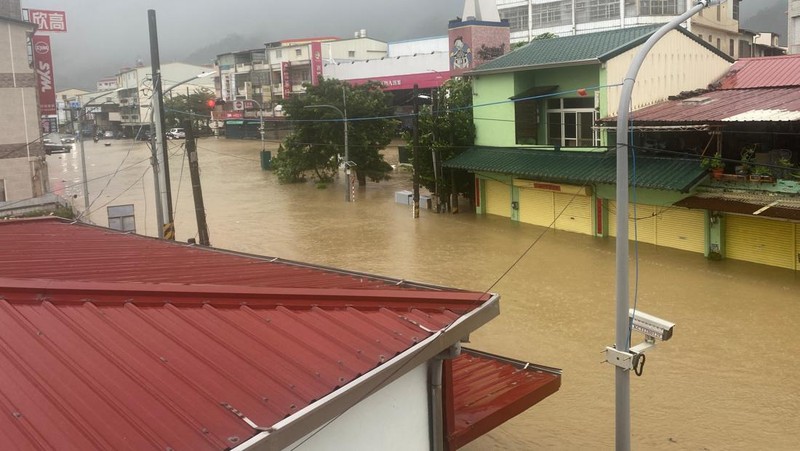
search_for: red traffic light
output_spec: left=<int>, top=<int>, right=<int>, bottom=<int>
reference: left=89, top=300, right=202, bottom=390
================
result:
left=206, top=99, right=216, bottom=108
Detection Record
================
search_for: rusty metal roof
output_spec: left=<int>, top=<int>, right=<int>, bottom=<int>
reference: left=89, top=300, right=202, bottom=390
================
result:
left=609, top=87, right=800, bottom=124
left=0, top=218, right=561, bottom=449
left=676, top=192, right=800, bottom=220
left=719, top=55, right=800, bottom=90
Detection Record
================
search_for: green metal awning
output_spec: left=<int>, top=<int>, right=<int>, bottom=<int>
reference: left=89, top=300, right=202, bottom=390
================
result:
left=444, top=147, right=708, bottom=192
left=225, top=120, right=244, bottom=125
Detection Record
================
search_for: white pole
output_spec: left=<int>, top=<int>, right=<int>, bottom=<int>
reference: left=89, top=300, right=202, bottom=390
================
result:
left=613, top=2, right=722, bottom=450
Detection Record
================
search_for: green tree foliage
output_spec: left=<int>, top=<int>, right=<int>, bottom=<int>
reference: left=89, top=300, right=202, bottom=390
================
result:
left=273, top=78, right=397, bottom=185
left=404, top=77, right=475, bottom=205
left=163, top=88, right=215, bottom=133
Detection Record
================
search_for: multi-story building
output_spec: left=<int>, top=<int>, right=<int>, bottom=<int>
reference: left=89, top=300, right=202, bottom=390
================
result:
left=0, top=10, right=48, bottom=203
left=215, top=33, right=389, bottom=111
left=116, top=62, right=213, bottom=136
left=96, top=76, right=117, bottom=91
left=497, top=0, right=746, bottom=58
left=789, top=0, right=800, bottom=55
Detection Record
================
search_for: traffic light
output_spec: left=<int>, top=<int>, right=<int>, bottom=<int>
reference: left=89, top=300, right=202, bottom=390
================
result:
left=206, top=98, right=226, bottom=109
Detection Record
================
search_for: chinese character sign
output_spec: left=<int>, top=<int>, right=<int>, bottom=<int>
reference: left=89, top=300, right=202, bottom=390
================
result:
left=32, top=35, right=57, bottom=115
left=281, top=62, right=292, bottom=99
left=310, top=42, right=323, bottom=86
left=26, top=9, right=68, bottom=32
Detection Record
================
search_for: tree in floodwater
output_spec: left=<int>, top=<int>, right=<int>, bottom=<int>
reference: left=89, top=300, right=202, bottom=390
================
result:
left=163, top=88, right=214, bottom=134
left=404, top=77, right=475, bottom=209
left=272, top=78, right=397, bottom=185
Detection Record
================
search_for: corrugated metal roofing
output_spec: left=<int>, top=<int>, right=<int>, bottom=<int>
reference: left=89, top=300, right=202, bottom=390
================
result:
left=0, top=219, right=454, bottom=291
left=0, top=218, right=561, bottom=449
left=606, top=87, right=800, bottom=124
left=447, top=349, right=561, bottom=450
left=718, top=55, right=800, bottom=89
left=444, top=147, right=707, bottom=192
left=467, top=25, right=662, bottom=74
left=676, top=192, right=800, bottom=220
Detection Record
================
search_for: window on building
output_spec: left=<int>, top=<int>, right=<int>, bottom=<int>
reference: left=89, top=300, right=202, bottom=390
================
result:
left=546, top=97, right=598, bottom=147
left=0, top=179, right=5, bottom=202
left=515, top=99, right=539, bottom=145
left=640, top=0, right=684, bottom=15
left=716, top=38, right=721, bottom=49
left=729, top=39, right=734, bottom=56
left=716, top=5, right=721, bottom=21
left=708, top=34, right=713, bottom=43
left=698, top=34, right=703, bottom=41
left=348, top=50, right=355, bottom=57
left=576, top=0, right=620, bottom=24
left=532, top=1, right=567, bottom=28
left=499, top=6, right=528, bottom=33
left=276, top=49, right=282, bottom=58
left=733, top=0, right=740, bottom=21
left=295, top=48, right=302, bottom=56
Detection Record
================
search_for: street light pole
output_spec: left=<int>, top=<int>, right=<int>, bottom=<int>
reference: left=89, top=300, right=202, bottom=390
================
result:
left=304, top=91, right=351, bottom=202
left=610, top=2, right=723, bottom=450
left=242, top=98, right=266, bottom=154
left=75, top=89, right=120, bottom=221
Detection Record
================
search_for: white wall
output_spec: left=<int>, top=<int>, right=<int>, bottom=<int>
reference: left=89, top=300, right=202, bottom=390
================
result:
left=605, top=29, right=731, bottom=116
left=324, top=52, right=449, bottom=80
left=388, top=37, right=449, bottom=57
left=288, top=364, right=430, bottom=451
left=0, top=158, right=34, bottom=202
left=790, top=0, right=800, bottom=55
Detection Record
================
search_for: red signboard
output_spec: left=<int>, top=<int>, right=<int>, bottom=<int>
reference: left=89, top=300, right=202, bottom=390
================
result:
left=310, top=42, right=323, bottom=86
left=346, top=71, right=450, bottom=91
left=25, top=9, right=68, bottom=32
left=281, top=62, right=292, bottom=98
left=32, top=35, right=57, bottom=115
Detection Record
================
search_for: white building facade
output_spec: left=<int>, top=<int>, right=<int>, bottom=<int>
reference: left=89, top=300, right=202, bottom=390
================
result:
left=497, top=0, right=745, bottom=58
left=791, top=0, right=800, bottom=55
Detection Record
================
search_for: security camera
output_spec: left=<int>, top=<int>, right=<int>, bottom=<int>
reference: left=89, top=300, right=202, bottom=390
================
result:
left=629, top=309, right=674, bottom=341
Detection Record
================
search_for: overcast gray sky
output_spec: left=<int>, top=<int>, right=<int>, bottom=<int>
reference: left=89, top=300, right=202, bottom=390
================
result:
left=22, top=0, right=464, bottom=90
left=21, top=0, right=783, bottom=91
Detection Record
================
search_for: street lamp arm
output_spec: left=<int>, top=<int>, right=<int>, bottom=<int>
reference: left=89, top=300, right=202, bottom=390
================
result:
left=163, top=72, right=214, bottom=96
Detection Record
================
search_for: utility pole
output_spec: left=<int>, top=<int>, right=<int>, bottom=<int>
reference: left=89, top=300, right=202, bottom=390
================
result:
left=607, top=2, right=724, bottom=450
left=148, top=9, right=175, bottom=240
left=184, top=120, right=210, bottom=246
left=412, top=84, right=420, bottom=219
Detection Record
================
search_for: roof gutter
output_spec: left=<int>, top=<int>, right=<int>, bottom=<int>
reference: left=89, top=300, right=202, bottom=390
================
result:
left=233, top=293, right=501, bottom=451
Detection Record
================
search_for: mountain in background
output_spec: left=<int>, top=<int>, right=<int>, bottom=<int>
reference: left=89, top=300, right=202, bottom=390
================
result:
left=184, top=34, right=265, bottom=66
left=741, top=0, right=788, bottom=46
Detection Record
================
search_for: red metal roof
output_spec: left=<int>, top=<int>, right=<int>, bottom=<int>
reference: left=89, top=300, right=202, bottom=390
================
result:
left=618, top=87, right=800, bottom=124
left=0, top=218, right=561, bottom=449
left=446, top=349, right=561, bottom=450
left=719, top=55, right=800, bottom=90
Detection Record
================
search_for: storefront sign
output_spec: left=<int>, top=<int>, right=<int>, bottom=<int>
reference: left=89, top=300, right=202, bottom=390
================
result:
left=281, top=62, right=292, bottom=98
left=310, top=42, right=323, bottom=86
left=25, top=9, right=68, bottom=32
left=32, top=35, right=57, bottom=115
left=513, top=179, right=591, bottom=196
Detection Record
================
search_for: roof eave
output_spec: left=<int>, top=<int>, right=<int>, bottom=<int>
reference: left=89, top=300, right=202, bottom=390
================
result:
left=234, top=293, right=502, bottom=451
left=467, top=59, right=599, bottom=77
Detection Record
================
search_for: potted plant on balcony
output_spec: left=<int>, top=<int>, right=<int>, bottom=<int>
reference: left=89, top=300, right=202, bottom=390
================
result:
left=750, top=165, right=773, bottom=183
left=737, top=144, right=757, bottom=175
left=701, top=151, right=725, bottom=180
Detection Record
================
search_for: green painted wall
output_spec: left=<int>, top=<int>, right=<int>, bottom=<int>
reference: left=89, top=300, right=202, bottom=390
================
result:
left=594, top=184, right=690, bottom=206
left=472, top=65, right=601, bottom=148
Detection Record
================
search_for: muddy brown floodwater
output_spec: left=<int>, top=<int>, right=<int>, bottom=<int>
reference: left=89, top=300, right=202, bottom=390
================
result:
left=49, top=137, right=800, bottom=450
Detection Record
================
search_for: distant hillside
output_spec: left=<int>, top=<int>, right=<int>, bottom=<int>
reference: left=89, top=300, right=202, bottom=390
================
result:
left=741, top=1, right=788, bottom=45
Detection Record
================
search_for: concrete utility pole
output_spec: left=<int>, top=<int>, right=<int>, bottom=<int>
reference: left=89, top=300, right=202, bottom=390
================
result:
left=148, top=9, right=174, bottom=240
left=610, top=2, right=724, bottom=450
left=412, top=84, right=420, bottom=219
left=184, top=120, right=210, bottom=246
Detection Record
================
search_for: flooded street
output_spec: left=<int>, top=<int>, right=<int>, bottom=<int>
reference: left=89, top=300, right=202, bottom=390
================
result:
left=50, top=138, right=800, bottom=450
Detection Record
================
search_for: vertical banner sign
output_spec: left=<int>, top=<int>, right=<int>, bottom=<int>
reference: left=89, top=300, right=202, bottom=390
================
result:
left=32, top=35, right=57, bottom=115
left=281, top=62, right=291, bottom=98
left=25, top=9, right=68, bottom=32
left=310, top=42, right=323, bottom=86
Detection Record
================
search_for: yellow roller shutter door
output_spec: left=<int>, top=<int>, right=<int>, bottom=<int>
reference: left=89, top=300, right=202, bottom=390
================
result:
left=485, top=179, right=510, bottom=218
left=554, top=193, right=593, bottom=235
left=655, top=207, right=706, bottom=253
left=797, top=224, right=800, bottom=270
left=726, top=215, right=796, bottom=270
left=519, top=188, right=554, bottom=227
left=609, top=202, right=657, bottom=246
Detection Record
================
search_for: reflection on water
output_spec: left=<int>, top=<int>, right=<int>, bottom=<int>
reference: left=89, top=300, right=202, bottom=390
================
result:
left=49, top=138, right=800, bottom=450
